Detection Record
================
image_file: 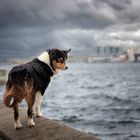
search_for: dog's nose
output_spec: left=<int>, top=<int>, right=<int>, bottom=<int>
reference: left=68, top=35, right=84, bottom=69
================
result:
left=64, top=66, right=68, bottom=70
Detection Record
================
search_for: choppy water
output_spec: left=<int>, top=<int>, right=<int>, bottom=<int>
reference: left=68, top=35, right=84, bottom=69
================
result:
left=0, top=62, right=140, bottom=140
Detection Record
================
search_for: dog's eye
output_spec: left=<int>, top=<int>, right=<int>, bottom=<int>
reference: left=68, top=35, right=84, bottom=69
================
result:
left=57, top=57, right=64, bottom=63
left=60, top=58, right=63, bottom=60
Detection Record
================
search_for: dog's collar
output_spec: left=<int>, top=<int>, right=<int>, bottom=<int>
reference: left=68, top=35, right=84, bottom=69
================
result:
left=37, top=52, right=58, bottom=74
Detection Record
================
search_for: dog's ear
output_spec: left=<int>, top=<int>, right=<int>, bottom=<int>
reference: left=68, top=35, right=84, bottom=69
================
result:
left=51, top=49, right=56, bottom=54
left=65, top=49, right=71, bottom=54
left=49, top=49, right=57, bottom=55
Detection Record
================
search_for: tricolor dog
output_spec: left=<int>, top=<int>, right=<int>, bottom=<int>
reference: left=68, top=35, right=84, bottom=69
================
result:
left=3, top=48, right=71, bottom=129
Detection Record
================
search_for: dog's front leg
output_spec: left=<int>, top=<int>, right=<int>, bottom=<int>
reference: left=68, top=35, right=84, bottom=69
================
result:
left=34, top=91, right=43, bottom=117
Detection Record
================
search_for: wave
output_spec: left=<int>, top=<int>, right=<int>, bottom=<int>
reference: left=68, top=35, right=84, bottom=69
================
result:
left=62, top=115, right=84, bottom=123
left=81, top=83, right=114, bottom=89
left=84, top=119, right=140, bottom=125
left=95, top=132, right=140, bottom=139
left=101, top=94, right=133, bottom=104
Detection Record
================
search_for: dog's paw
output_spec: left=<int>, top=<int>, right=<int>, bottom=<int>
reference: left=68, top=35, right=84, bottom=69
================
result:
left=14, top=120, right=23, bottom=129
left=36, top=112, right=43, bottom=117
left=27, top=118, right=35, bottom=127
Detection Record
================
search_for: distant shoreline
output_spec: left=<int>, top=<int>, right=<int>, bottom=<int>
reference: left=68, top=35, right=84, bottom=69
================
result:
left=0, top=55, right=135, bottom=65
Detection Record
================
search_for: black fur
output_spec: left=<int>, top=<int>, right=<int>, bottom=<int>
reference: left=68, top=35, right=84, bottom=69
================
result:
left=7, top=58, right=53, bottom=96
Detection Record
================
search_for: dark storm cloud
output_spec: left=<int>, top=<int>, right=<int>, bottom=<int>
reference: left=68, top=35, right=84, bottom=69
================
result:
left=0, top=0, right=140, bottom=58
left=0, top=0, right=49, bottom=27
left=96, top=0, right=131, bottom=11
left=0, top=0, right=117, bottom=29
left=0, top=0, right=138, bottom=29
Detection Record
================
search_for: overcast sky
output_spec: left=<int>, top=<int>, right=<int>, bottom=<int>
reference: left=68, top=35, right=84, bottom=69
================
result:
left=0, top=0, right=140, bottom=58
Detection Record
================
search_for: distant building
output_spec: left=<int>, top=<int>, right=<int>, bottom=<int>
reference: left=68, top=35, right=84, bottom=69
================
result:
left=96, top=46, right=124, bottom=57
left=127, top=48, right=140, bottom=62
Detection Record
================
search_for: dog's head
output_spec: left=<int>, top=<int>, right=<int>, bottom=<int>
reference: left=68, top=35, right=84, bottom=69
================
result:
left=48, top=49, right=71, bottom=71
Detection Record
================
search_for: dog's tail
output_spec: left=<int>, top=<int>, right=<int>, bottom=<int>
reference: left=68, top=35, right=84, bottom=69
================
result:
left=3, top=88, right=15, bottom=108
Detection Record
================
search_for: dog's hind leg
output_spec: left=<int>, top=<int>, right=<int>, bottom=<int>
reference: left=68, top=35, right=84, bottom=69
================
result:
left=26, top=94, right=35, bottom=127
left=13, top=103, right=22, bottom=129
